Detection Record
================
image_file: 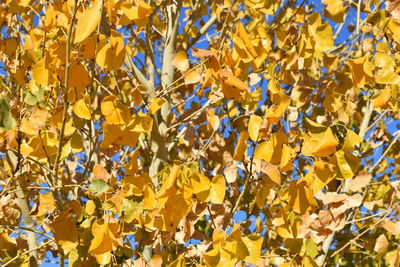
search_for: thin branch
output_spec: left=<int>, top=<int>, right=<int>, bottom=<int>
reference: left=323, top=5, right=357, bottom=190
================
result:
left=370, top=131, right=400, bottom=172
left=2, top=239, right=54, bottom=267
left=330, top=209, right=393, bottom=258
left=5, top=151, right=38, bottom=262
left=316, top=99, right=374, bottom=266
left=52, top=3, right=79, bottom=187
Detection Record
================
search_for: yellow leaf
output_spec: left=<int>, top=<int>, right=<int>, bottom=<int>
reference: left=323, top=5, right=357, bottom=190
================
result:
left=122, top=174, right=152, bottom=197
left=191, top=172, right=211, bottom=195
left=101, top=95, right=131, bottom=125
left=203, top=247, right=220, bottom=266
left=100, top=123, right=139, bottom=148
left=263, top=162, right=281, bottom=185
left=243, top=235, right=263, bottom=264
left=167, top=255, right=186, bottom=267
left=85, top=200, right=96, bottom=216
left=127, top=112, right=153, bottom=133
left=309, top=14, right=334, bottom=54
left=32, top=58, right=51, bottom=87
left=374, top=234, right=389, bottom=254
left=323, top=0, right=346, bottom=22
left=288, top=179, right=318, bottom=214
left=51, top=201, right=81, bottom=254
left=143, top=185, right=156, bottom=210
left=20, top=108, right=48, bottom=137
left=125, top=150, right=140, bottom=175
left=0, top=233, right=17, bottom=252
left=155, top=193, right=190, bottom=231
left=302, top=126, right=338, bottom=157
left=265, top=80, right=290, bottom=124
left=254, top=131, right=288, bottom=164
left=149, top=97, right=166, bottom=114
left=235, top=21, right=257, bottom=58
left=34, top=192, right=56, bottom=217
left=158, top=165, right=180, bottom=198
left=311, top=161, right=336, bottom=192
left=343, top=129, right=362, bottom=152
left=349, top=56, right=374, bottom=88
left=219, top=69, right=249, bottom=100
left=74, top=0, right=102, bottom=43
left=131, top=86, right=144, bottom=106
left=69, top=62, right=90, bottom=95
left=172, top=51, right=189, bottom=72
left=120, top=0, right=152, bottom=28
left=73, top=94, right=91, bottom=120
left=233, top=131, right=249, bottom=161
left=248, top=114, right=262, bottom=141
left=89, top=215, right=123, bottom=255
left=335, top=149, right=360, bottom=179
left=96, top=30, right=125, bottom=70
left=94, top=252, right=112, bottom=265
left=372, top=86, right=392, bottom=108
left=210, top=175, right=226, bottom=204
left=206, top=108, right=220, bottom=131
left=280, top=144, right=295, bottom=172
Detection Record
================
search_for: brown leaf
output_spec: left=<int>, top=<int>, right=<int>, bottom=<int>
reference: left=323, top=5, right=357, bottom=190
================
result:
left=192, top=48, right=217, bottom=58
left=348, top=171, right=372, bottom=192
left=260, top=161, right=281, bottom=185
left=322, top=192, right=347, bottom=205
left=387, top=0, right=400, bottom=19
left=224, top=165, right=238, bottom=184
left=374, top=234, right=389, bottom=254
left=0, top=195, right=21, bottom=226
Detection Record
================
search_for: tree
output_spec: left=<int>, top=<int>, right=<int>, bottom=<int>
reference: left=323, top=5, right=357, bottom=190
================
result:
left=0, top=0, right=399, bottom=265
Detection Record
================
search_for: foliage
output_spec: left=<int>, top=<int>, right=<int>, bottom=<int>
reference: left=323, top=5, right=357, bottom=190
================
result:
left=0, top=0, right=400, bottom=266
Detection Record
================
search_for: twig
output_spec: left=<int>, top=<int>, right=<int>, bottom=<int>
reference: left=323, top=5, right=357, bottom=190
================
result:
left=2, top=239, right=54, bottom=267
left=370, top=131, right=400, bottom=172
left=52, top=2, right=79, bottom=187
left=330, top=209, right=393, bottom=258
left=316, top=100, right=374, bottom=266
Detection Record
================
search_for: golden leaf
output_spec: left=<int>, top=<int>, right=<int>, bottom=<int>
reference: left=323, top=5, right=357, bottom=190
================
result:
left=158, top=165, right=180, bottom=198
left=243, top=235, right=263, bottom=264
left=210, top=175, right=226, bottom=204
left=348, top=56, right=374, bottom=88
left=101, top=95, right=131, bottom=125
left=374, top=234, right=389, bottom=254
left=96, top=30, right=125, bottom=70
left=100, top=123, right=139, bottom=148
left=74, top=0, right=102, bottom=43
left=20, top=108, right=48, bottom=137
left=206, top=108, right=220, bottom=131
left=302, top=125, right=338, bottom=157
left=372, top=86, right=392, bottom=108
left=254, top=131, right=288, bottom=164
left=89, top=215, right=123, bottom=255
left=149, top=97, right=166, bottom=114
left=32, top=58, right=51, bottom=87
left=233, top=131, right=249, bottom=161
left=265, top=80, right=290, bottom=124
left=51, top=201, right=81, bottom=254
left=172, top=51, right=190, bottom=72
left=288, top=179, right=318, bottom=214
left=248, top=114, right=262, bottom=141
left=73, top=94, right=91, bottom=120
left=323, top=0, right=346, bottom=22
left=33, top=192, right=56, bottom=217
left=127, top=112, right=153, bottom=133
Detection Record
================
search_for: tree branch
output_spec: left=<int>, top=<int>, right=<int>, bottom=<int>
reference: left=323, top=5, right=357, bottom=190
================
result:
left=316, top=100, right=374, bottom=266
left=5, top=151, right=38, bottom=263
left=52, top=3, right=79, bottom=187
